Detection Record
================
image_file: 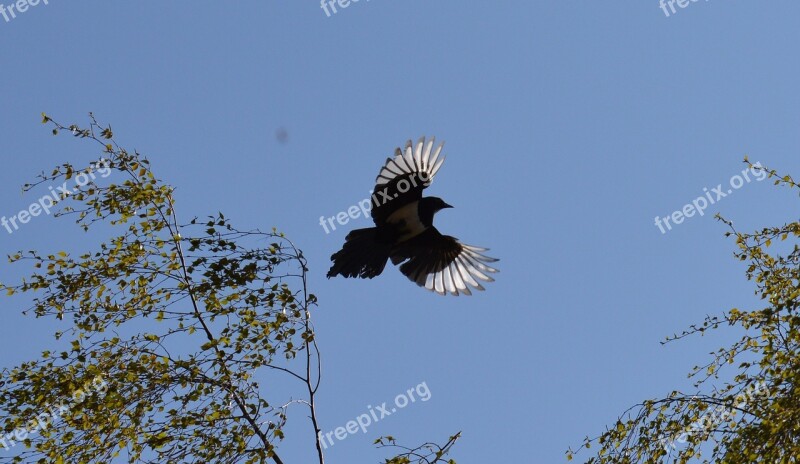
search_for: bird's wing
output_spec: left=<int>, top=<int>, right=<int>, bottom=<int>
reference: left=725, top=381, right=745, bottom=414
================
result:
left=391, top=227, right=499, bottom=296
left=371, top=136, right=446, bottom=226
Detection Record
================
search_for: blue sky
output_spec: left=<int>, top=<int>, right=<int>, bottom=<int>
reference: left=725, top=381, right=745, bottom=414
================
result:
left=1, top=1, right=799, bottom=462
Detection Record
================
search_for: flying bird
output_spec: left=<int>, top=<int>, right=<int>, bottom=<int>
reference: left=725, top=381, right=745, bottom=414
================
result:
left=327, top=137, right=498, bottom=296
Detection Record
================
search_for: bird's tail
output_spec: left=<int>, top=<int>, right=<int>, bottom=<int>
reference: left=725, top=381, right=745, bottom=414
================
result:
left=327, top=227, right=391, bottom=279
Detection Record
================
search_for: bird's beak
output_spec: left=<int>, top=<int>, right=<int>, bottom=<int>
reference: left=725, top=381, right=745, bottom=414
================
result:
left=443, top=203, right=454, bottom=209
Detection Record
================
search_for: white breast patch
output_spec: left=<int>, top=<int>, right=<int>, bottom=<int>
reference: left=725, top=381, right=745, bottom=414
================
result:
left=387, top=201, right=427, bottom=242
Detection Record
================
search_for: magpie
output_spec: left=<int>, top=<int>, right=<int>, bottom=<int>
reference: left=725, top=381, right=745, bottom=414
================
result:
left=327, top=137, right=498, bottom=296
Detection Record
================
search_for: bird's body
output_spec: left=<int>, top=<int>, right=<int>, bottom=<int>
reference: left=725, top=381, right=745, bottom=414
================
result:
left=385, top=196, right=452, bottom=243
left=327, top=137, right=498, bottom=296
left=386, top=200, right=427, bottom=242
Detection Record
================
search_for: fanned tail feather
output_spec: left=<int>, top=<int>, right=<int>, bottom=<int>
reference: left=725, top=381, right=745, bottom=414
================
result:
left=327, top=228, right=391, bottom=279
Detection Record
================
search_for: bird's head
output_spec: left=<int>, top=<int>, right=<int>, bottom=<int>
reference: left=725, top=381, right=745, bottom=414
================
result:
left=426, top=197, right=453, bottom=214
left=417, top=197, right=453, bottom=227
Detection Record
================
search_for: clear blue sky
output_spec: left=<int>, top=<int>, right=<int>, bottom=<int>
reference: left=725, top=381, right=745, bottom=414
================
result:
left=1, top=1, right=799, bottom=462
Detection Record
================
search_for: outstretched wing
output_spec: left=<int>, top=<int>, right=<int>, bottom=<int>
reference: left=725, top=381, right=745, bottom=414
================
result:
left=390, top=227, right=499, bottom=296
left=371, top=136, right=446, bottom=226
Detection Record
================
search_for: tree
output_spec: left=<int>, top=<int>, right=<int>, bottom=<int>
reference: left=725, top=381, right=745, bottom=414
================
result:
left=0, top=114, right=460, bottom=464
left=568, top=160, right=800, bottom=463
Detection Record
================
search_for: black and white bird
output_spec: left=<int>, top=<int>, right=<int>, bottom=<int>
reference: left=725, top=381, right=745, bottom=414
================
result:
left=327, top=137, right=498, bottom=296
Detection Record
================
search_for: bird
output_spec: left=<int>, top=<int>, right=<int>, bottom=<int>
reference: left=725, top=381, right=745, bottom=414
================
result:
left=327, top=136, right=498, bottom=296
